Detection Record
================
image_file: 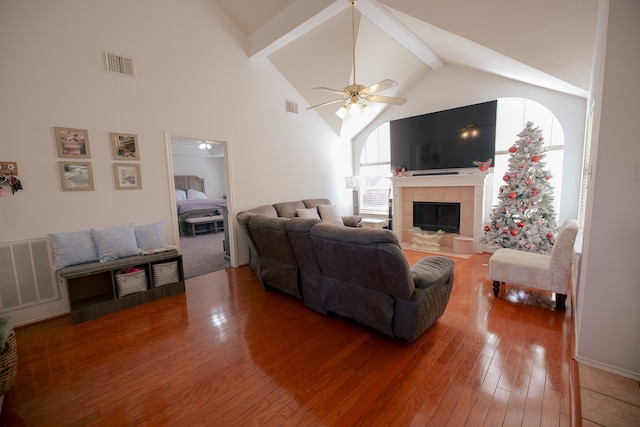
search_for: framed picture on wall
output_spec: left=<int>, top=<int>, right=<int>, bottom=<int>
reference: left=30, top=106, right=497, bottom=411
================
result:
left=54, top=127, right=91, bottom=158
left=110, top=133, right=140, bottom=160
left=59, top=161, right=94, bottom=191
left=114, top=163, right=142, bottom=190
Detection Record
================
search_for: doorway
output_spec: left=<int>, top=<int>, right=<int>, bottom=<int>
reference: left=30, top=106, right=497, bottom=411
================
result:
left=165, top=133, right=236, bottom=278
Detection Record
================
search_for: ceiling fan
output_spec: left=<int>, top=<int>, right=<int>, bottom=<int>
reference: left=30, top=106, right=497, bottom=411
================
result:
left=306, top=0, right=406, bottom=118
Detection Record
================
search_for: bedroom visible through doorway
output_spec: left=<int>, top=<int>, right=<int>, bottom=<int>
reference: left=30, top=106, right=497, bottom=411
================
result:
left=168, top=135, right=233, bottom=278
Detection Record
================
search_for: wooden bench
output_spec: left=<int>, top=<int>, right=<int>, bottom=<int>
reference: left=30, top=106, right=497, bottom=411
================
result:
left=57, top=249, right=185, bottom=323
left=185, top=215, right=224, bottom=237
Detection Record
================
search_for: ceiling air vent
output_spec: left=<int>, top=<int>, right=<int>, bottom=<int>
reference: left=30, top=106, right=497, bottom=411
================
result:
left=104, top=51, right=134, bottom=77
left=285, top=100, right=298, bottom=114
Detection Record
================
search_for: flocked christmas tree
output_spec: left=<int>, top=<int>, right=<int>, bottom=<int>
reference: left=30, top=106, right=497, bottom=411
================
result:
left=482, top=121, right=558, bottom=254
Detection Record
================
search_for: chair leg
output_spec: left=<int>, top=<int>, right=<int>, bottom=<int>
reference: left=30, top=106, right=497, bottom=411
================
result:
left=493, top=281, right=501, bottom=297
left=556, top=293, right=567, bottom=311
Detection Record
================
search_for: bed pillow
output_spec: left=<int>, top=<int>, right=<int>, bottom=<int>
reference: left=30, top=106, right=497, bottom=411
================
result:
left=317, top=205, right=344, bottom=226
left=92, top=224, right=140, bottom=262
left=175, top=189, right=187, bottom=201
left=49, top=230, right=99, bottom=270
left=187, top=189, right=207, bottom=200
left=134, top=222, right=166, bottom=250
left=296, top=207, right=321, bottom=219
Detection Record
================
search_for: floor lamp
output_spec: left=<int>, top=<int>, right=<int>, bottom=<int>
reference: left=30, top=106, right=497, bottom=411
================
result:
left=345, top=176, right=360, bottom=216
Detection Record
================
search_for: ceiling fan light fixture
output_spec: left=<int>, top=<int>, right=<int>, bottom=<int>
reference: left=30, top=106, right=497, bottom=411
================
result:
left=307, top=0, right=406, bottom=118
left=336, top=105, right=348, bottom=119
left=336, top=98, right=367, bottom=119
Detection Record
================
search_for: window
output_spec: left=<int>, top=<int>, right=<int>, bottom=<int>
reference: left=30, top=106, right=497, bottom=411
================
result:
left=359, top=122, right=392, bottom=215
left=578, top=107, right=593, bottom=226
left=494, top=98, right=564, bottom=219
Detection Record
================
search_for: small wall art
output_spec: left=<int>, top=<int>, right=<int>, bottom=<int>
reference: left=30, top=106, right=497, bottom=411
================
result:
left=59, top=161, right=94, bottom=191
left=110, top=133, right=140, bottom=160
left=54, top=127, right=91, bottom=158
left=114, top=163, right=142, bottom=190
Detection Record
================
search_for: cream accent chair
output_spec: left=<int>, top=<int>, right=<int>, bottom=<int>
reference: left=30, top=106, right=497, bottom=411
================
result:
left=489, top=219, right=579, bottom=310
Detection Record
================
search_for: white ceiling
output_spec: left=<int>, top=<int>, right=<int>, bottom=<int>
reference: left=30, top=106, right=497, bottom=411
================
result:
left=214, top=0, right=598, bottom=137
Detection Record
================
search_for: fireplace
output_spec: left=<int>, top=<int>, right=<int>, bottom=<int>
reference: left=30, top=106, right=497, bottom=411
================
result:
left=413, top=202, right=460, bottom=234
left=390, top=173, right=493, bottom=253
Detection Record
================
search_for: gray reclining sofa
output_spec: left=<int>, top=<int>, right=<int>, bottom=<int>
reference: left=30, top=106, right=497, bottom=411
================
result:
left=237, top=199, right=454, bottom=341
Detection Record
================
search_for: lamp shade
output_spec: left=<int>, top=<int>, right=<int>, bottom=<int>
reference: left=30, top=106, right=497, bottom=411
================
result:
left=345, top=176, right=356, bottom=188
left=345, top=176, right=362, bottom=189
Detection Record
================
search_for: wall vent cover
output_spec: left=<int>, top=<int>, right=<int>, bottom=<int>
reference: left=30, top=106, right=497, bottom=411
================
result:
left=104, top=51, right=134, bottom=77
left=285, top=100, right=298, bottom=114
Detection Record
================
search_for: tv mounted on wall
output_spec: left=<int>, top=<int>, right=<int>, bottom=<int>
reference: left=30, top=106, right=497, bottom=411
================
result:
left=390, top=100, right=497, bottom=173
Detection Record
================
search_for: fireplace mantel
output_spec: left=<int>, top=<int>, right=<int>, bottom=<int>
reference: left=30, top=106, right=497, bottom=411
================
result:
left=391, top=173, right=491, bottom=188
left=391, top=173, right=493, bottom=253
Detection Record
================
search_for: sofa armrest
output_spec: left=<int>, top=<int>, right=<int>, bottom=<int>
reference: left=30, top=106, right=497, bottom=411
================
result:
left=410, top=256, right=455, bottom=289
left=341, top=215, right=363, bottom=228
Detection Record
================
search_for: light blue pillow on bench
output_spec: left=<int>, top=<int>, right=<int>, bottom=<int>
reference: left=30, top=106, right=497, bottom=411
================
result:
left=49, top=230, right=99, bottom=270
left=134, top=222, right=166, bottom=250
left=92, top=224, right=140, bottom=262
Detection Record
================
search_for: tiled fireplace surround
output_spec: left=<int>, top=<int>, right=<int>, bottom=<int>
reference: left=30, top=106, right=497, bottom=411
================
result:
left=391, top=173, right=493, bottom=253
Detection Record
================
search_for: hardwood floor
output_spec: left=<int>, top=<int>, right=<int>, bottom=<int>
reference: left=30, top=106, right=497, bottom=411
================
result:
left=0, top=251, right=576, bottom=426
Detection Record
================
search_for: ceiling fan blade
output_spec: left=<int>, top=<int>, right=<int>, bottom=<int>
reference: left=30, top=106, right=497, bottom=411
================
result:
left=313, top=87, right=348, bottom=96
left=365, top=95, right=407, bottom=105
left=306, top=98, right=346, bottom=110
left=361, top=79, right=398, bottom=95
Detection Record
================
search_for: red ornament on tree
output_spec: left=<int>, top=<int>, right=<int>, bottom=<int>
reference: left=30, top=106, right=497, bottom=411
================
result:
left=547, top=232, right=553, bottom=238
left=517, top=222, right=524, bottom=228
left=503, top=175, right=511, bottom=182
left=484, top=225, right=491, bottom=232
left=508, top=145, right=517, bottom=153
left=508, top=192, right=517, bottom=199
left=531, top=155, right=541, bottom=162
left=510, top=229, right=519, bottom=236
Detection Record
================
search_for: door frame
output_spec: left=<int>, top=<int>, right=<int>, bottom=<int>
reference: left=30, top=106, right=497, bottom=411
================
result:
left=164, top=131, right=237, bottom=268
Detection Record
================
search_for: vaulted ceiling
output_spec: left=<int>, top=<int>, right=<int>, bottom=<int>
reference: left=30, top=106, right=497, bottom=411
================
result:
left=214, top=0, right=598, bottom=138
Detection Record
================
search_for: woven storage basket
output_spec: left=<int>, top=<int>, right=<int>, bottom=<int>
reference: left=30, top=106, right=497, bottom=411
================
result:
left=0, top=331, right=17, bottom=395
left=115, top=270, right=147, bottom=297
left=152, top=261, right=179, bottom=287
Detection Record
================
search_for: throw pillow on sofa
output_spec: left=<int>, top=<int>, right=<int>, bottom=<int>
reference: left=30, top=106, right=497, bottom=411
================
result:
left=317, top=205, right=344, bottom=226
left=296, top=207, right=321, bottom=219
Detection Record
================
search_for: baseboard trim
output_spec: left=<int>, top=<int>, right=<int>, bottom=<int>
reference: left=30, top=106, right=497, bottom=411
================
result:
left=573, top=355, right=640, bottom=381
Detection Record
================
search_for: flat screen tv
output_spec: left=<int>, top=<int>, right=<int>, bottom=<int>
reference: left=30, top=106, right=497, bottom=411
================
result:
left=390, top=100, right=497, bottom=173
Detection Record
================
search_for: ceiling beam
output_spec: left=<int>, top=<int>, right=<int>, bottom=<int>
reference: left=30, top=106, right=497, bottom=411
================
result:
left=249, top=0, right=347, bottom=59
left=357, top=0, right=444, bottom=69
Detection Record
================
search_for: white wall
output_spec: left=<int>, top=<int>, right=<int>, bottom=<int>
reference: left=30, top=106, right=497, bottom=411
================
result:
left=0, top=0, right=348, bottom=322
left=576, top=0, right=640, bottom=379
left=352, top=64, right=587, bottom=223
